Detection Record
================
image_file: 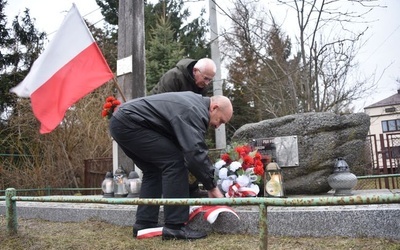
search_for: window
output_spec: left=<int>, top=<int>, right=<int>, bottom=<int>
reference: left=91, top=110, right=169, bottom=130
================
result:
left=385, top=107, right=396, bottom=113
left=382, top=119, right=400, bottom=132
left=382, top=121, right=388, bottom=132
left=388, top=120, right=396, bottom=131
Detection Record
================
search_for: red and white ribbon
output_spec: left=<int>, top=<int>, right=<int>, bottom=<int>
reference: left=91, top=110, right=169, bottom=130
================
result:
left=203, top=206, right=240, bottom=223
left=189, top=205, right=239, bottom=224
left=136, top=205, right=239, bottom=239
left=226, top=183, right=257, bottom=197
left=136, top=227, right=163, bottom=239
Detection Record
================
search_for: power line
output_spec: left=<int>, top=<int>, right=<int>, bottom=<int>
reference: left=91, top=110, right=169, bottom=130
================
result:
left=47, top=7, right=103, bottom=36
left=365, top=24, right=400, bottom=61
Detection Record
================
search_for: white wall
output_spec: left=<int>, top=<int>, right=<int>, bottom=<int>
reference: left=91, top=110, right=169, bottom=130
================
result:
left=365, top=105, right=400, bottom=136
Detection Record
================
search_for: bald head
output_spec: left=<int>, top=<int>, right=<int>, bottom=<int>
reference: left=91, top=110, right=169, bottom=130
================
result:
left=209, top=95, right=233, bottom=129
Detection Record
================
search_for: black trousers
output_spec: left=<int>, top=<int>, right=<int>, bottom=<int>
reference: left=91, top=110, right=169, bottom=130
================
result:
left=109, top=116, right=189, bottom=225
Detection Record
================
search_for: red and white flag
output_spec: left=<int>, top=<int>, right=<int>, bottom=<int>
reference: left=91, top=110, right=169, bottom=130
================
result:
left=189, top=205, right=240, bottom=224
left=135, top=206, right=240, bottom=239
left=10, top=4, right=114, bottom=134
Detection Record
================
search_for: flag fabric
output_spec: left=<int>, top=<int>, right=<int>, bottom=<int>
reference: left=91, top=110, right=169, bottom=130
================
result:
left=135, top=205, right=240, bottom=239
left=136, top=227, right=163, bottom=239
left=10, top=4, right=114, bottom=134
left=188, top=205, right=240, bottom=224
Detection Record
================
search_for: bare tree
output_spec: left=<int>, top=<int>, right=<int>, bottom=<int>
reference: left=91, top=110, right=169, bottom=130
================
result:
left=277, top=0, right=381, bottom=112
left=220, top=0, right=380, bottom=122
left=1, top=84, right=114, bottom=191
left=220, top=0, right=302, bottom=131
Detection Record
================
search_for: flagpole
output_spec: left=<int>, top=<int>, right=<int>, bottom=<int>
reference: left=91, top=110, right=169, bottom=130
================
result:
left=112, top=77, right=127, bottom=102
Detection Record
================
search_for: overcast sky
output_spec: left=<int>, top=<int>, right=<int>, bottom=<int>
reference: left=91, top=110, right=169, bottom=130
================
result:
left=5, top=0, right=400, bottom=112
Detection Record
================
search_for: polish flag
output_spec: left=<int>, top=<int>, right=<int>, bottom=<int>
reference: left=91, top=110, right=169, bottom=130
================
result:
left=10, top=4, right=114, bottom=134
left=189, top=205, right=240, bottom=224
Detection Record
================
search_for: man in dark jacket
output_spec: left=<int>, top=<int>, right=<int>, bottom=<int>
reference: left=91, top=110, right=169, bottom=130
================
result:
left=149, top=58, right=217, bottom=197
left=149, top=58, right=216, bottom=96
left=109, top=91, right=233, bottom=240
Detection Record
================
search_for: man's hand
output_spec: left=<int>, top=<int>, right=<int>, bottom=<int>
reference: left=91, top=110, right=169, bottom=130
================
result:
left=207, top=187, right=224, bottom=198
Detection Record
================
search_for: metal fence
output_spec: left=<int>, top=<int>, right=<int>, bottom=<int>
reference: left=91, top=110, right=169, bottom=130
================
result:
left=355, top=174, right=400, bottom=190
left=1, top=174, right=400, bottom=197
left=1, top=174, right=399, bottom=249
left=363, top=133, right=400, bottom=189
left=2, top=188, right=400, bottom=250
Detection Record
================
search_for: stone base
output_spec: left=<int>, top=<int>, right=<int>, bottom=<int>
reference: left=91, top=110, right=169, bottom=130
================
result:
left=333, top=189, right=354, bottom=196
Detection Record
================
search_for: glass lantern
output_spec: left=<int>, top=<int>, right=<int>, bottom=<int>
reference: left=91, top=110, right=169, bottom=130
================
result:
left=327, top=157, right=358, bottom=196
left=125, top=170, right=142, bottom=198
left=264, top=161, right=285, bottom=197
left=101, top=171, right=114, bottom=198
left=113, top=166, right=128, bottom=197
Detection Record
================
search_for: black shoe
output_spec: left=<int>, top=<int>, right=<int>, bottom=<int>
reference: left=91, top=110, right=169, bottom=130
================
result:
left=162, top=226, right=207, bottom=240
left=133, top=223, right=163, bottom=237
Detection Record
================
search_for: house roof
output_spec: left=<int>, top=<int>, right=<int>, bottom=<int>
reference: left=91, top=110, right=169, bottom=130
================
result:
left=365, top=90, right=400, bottom=109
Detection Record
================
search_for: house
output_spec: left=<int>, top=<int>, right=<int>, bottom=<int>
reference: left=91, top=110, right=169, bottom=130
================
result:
left=364, top=90, right=400, bottom=174
left=364, top=89, right=400, bottom=136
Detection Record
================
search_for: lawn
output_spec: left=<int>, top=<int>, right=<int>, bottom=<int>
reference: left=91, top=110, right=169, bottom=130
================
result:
left=1, top=217, right=399, bottom=250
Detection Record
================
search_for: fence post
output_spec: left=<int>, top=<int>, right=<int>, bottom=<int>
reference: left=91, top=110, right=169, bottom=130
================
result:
left=5, top=188, right=18, bottom=234
left=259, top=203, right=268, bottom=250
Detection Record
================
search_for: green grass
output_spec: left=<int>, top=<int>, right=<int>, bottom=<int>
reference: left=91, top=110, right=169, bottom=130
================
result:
left=1, top=217, right=399, bottom=250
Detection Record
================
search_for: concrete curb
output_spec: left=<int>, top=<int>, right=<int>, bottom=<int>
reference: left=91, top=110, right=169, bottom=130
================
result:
left=1, top=189, right=399, bottom=240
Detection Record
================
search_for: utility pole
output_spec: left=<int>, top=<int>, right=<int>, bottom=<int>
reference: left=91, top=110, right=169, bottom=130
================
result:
left=114, top=1, right=146, bottom=175
left=209, top=0, right=226, bottom=149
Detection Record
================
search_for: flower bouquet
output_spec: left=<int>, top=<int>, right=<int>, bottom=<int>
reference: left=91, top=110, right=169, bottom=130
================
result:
left=101, top=96, right=121, bottom=119
left=214, top=144, right=268, bottom=197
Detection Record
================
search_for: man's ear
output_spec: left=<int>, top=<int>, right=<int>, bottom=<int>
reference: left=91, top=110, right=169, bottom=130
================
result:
left=210, top=103, right=219, bottom=112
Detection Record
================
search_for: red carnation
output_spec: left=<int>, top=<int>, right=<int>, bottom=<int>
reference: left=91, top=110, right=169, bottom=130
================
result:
left=254, top=163, right=264, bottom=176
left=243, top=145, right=252, bottom=155
left=242, top=155, right=254, bottom=170
left=101, top=109, right=108, bottom=117
left=235, top=146, right=247, bottom=158
left=254, top=152, right=262, bottom=160
left=103, top=102, right=112, bottom=108
left=221, top=153, right=231, bottom=164
left=101, top=96, right=122, bottom=119
left=106, top=96, right=115, bottom=102
left=112, top=100, right=121, bottom=106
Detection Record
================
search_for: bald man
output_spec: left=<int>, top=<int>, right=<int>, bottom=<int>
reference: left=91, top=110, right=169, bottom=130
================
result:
left=109, top=91, right=233, bottom=240
left=149, top=58, right=217, bottom=198
left=149, top=58, right=216, bottom=96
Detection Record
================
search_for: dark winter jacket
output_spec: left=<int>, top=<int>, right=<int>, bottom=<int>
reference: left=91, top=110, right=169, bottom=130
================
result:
left=149, top=59, right=209, bottom=96
left=112, top=91, right=216, bottom=190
